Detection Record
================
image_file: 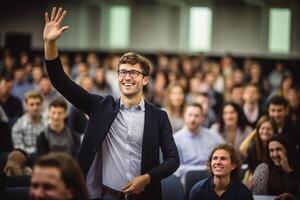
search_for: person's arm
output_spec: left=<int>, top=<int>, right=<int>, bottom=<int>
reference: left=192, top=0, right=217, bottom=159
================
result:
left=43, top=7, right=101, bottom=115
left=36, top=132, right=49, bottom=157
left=11, top=121, right=25, bottom=151
left=252, top=163, right=269, bottom=195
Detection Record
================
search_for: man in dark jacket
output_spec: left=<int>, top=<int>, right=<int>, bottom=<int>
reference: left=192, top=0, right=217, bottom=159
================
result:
left=43, top=7, right=179, bottom=200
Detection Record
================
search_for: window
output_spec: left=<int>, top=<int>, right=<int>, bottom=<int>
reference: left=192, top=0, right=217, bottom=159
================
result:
left=268, top=8, right=291, bottom=53
left=109, top=6, right=131, bottom=48
left=189, top=7, right=212, bottom=52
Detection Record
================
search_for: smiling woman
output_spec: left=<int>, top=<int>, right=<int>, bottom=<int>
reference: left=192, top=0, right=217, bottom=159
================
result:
left=252, top=135, right=300, bottom=199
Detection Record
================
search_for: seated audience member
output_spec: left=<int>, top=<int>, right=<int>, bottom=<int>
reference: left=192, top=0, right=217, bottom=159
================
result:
left=12, top=91, right=46, bottom=155
left=242, top=116, right=278, bottom=189
left=240, top=95, right=300, bottom=157
left=211, top=102, right=252, bottom=151
left=11, top=65, right=33, bottom=101
left=0, top=106, right=12, bottom=154
left=230, top=83, right=245, bottom=106
left=252, top=135, right=300, bottom=200
left=163, top=82, right=185, bottom=133
left=38, top=75, right=60, bottom=118
left=191, top=92, right=217, bottom=128
left=190, top=144, right=253, bottom=200
left=242, top=83, right=263, bottom=128
left=0, top=75, right=23, bottom=127
left=30, top=152, right=89, bottom=200
left=93, top=67, right=112, bottom=97
left=174, top=103, right=224, bottom=178
left=37, top=99, right=80, bottom=157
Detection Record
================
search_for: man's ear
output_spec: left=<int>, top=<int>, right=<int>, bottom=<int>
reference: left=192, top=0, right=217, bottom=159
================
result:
left=143, top=76, right=149, bottom=86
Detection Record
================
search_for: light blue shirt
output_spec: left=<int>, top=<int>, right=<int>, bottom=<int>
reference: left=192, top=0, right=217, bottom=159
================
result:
left=87, top=99, right=145, bottom=198
left=174, top=126, right=225, bottom=178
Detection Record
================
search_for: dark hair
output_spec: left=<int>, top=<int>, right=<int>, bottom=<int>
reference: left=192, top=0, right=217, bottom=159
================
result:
left=118, top=52, right=151, bottom=76
left=49, top=98, right=68, bottom=111
left=218, top=102, right=248, bottom=133
left=207, top=144, right=242, bottom=179
left=33, top=153, right=89, bottom=200
left=267, top=95, right=289, bottom=109
left=0, top=74, right=14, bottom=82
left=266, top=135, right=299, bottom=195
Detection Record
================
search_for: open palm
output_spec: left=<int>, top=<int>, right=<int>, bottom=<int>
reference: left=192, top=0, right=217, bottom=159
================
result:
left=43, top=7, right=69, bottom=42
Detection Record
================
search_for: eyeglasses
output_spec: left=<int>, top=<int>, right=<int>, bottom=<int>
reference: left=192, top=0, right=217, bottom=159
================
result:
left=117, top=69, right=146, bottom=78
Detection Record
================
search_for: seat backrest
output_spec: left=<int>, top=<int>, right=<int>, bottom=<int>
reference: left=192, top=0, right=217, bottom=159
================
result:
left=3, top=187, right=30, bottom=200
left=184, top=170, right=209, bottom=199
left=162, top=175, right=185, bottom=200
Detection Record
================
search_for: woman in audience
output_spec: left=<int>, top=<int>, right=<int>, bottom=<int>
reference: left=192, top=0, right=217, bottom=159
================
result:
left=242, top=116, right=278, bottom=189
left=211, top=102, right=252, bottom=151
left=163, top=82, right=185, bottom=133
left=252, top=135, right=300, bottom=199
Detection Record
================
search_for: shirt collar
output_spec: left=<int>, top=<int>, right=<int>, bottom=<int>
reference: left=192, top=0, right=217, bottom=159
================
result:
left=120, top=98, right=145, bottom=111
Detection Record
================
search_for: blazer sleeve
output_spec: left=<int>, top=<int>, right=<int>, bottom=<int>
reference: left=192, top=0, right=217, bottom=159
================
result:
left=147, top=111, right=179, bottom=183
left=45, top=57, right=102, bottom=115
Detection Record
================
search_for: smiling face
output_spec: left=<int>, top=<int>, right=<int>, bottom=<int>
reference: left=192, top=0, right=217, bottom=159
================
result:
left=211, top=149, right=236, bottom=178
left=118, top=63, right=149, bottom=98
left=258, top=121, right=274, bottom=143
left=268, top=141, right=287, bottom=167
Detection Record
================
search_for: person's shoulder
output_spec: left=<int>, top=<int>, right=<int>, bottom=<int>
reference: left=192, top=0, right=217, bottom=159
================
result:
left=190, top=178, right=209, bottom=199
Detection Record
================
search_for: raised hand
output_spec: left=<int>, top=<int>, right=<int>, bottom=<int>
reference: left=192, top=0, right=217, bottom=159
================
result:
left=43, top=7, right=69, bottom=43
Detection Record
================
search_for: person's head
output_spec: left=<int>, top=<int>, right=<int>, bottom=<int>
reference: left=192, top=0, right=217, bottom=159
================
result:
left=24, top=91, right=43, bottom=118
left=76, top=62, right=89, bottom=76
left=117, top=52, right=150, bottom=98
left=39, top=75, right=53, bottom=96
left=79, top=76, right=93, bottom=93
left=208, top=144, right=241, bottom=179
left=230, top=83, right=244, bottom=106
left=192, top=92, right=210, bottom=115
left=32, top=66, right=44, bottom=84
left=94, top=67, right=106, bottom=86
left=219, top=102, right=247, bottom=131
left=267, top=135, right=297, bottom=170
left=49, top=99, right=68, bottom=129
left=183, top=103, right=204, bottom=133
left=164, top=82, right=185, bottom=114
left=254, top=115, right=278, bottom=145
left=0, top=75, right=14, bottom=97
left=243, top=83, right=260, bottom=105
left=267, top=95, right=289, bottom=126
left=30, top=152, right=89, bottom=200
left=13, top=66, right=26, bottom=82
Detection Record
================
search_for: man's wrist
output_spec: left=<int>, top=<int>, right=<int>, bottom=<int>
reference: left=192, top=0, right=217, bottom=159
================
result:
left=142, top=173, right=151, bottom=185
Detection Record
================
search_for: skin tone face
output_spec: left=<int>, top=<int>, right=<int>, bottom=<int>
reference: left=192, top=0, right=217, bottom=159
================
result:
left=231, top=88, right=244, bottom=105
left=0, top=80, right=13, bottom=97
left=243, top=86, right=259, bottom=104
left=49, top=106, right=67, bottom=132
left=268, top=141, right=288, bottom=167
left=118, top=63, right=148, bottom=99
left=223, top=105, right=238, bottom=128
left=258, top=121, right=274, bottom=143
left=39, top=78, right=52, bottom=95
left=30, top=166, right=73, bottom=200
left=268, top=104, right=286, bottom=126
left=25, top=98, right=43, bottom=119
left=169, top=86, right=184, bottom=108
left=184, top=106, right=203, bottom=133
left=211, top=149, right=236, bottom=178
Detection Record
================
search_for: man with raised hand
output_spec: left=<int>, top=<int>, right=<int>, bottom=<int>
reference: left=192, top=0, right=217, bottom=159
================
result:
left=43, top=7, right=179, bottom=200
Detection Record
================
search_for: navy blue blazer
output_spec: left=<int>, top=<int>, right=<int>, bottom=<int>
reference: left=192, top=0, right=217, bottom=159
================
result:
left=45, top=57, right=179, bottom=200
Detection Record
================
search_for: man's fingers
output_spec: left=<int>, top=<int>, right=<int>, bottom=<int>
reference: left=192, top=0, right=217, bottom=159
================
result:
left=122, top=182, right=132, bottom=190
left=58, top=10, right=67, bottom=24
left=45, top=12, right=49, bottom=23
left=50, top=7, right=57, bottom=21
left=59, top=26, right=69, bottom=33
left=54, top=7, right=63, bottom=22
